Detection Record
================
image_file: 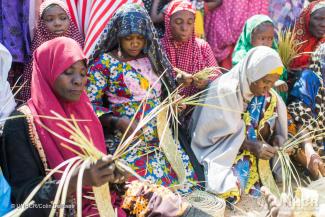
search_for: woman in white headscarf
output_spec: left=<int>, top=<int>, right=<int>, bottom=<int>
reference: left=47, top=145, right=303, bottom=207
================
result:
left=0, top=43, right=14, bottom=216
left=0, top=43, right=16, bottom=132
left=189, top=46, right=287, bottom=203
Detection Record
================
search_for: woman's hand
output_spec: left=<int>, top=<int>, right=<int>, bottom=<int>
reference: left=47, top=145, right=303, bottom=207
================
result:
left=193, top=77, right=209, bottom=89
left=116, top=117, right=141, bottom=138
left=307, top=153, right=325, bottom=179
left=82, top=155, right=127, bottom=186
left=244, top=140, right=277, bottom=160
left=68, top=155, right=128, bottom=196
left=273, top=80, right=288, bottom=92
left=172, top=94, right=186, bottom=114
left=176, top=71, right=193, bottom=87
left=256, top=142, right=278, bottom=160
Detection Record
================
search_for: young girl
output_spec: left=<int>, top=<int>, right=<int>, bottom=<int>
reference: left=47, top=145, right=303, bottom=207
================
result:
left=232, top=14, right=288, bottom=100
left=20, top=0, right=84, bottom=102
left=162, top=1, right=220, bottom=98
left=87, top=3, right=197, bottom=192
left=161, top=0, right=221, bottom=122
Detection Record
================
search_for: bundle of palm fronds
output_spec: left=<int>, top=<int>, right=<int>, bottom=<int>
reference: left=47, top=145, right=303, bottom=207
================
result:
left=4, top=109, right=152, bottom=217
left=277, top=28, right=302, bottom=69
left=174, top=67, right=225, bottom=81
left=260, top=120, right=325, bottom=216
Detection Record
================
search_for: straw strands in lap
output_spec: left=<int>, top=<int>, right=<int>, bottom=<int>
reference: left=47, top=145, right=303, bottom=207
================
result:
left=185, top=190, right=226, bottom=217
left=157, top=107, right=186, bottom=185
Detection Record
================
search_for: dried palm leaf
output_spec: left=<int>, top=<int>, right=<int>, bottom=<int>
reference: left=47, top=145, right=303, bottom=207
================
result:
left=277, top=28, right=302, bottom=69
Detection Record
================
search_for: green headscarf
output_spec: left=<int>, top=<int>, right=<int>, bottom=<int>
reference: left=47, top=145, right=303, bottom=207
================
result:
left=232, top=15, right=277, bottom=66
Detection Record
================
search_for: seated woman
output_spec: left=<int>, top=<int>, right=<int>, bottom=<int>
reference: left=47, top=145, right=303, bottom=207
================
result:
left=290, top=0, right=325, bottom=70
left=1, top=37, right=127, bottom=217
left=287, top=43, right=325, bottom=179
left=87, top=4, right=197, bottom=192
left=232, top=14, right=288, bottom=101
left=189, top=46, right=287, bottom=203
left=161, top=0, right=221, bottom=100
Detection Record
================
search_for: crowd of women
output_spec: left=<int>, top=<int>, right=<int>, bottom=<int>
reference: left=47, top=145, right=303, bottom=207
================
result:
left=1, top=0, right=325, bottom=216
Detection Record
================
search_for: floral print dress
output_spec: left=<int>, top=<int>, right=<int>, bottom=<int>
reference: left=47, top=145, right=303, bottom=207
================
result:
left=87, top=53, right=197, bottom=192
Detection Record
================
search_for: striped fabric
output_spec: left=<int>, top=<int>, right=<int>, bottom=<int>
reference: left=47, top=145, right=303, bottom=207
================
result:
left=63, top=0, right=143, bottom=57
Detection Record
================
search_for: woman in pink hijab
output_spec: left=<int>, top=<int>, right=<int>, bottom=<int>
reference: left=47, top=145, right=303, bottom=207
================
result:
left=1, top=37, right=126, bottom=217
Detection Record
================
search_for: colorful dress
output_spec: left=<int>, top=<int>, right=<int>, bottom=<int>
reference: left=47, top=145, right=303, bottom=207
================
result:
left=288, top=44, right=325, bottom=151
left=87, top=53, right=197, bottom=192
left=222, top=91, right=278, bottom=203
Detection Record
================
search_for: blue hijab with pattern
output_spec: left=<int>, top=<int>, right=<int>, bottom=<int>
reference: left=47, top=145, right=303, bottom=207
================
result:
left=89, top=3, right=175, bottom=91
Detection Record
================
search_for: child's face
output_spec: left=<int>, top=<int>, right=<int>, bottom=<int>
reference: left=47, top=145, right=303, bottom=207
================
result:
left=170, top=10, right=195, bottom=42
left=120, top=34, right=146, bottom=57
left=251, top=23, right=274, bottom=48
left=42, top=5, right=70, bottom=35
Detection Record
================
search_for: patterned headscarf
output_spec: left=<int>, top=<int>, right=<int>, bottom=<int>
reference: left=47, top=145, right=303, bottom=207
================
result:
left=89, top=3, right=175, bottom=90
left=232, top=14, right=277, bottom=66
left=20, top=0, right=84, bottom=102
left=290, top=0, right=325, bottom=69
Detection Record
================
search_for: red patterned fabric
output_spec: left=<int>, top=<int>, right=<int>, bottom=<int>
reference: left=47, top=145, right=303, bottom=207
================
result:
left=161, top=0, right=220, bottom=97
left=290, top=0, right=325, bottom=69
left=20, top=0, right=84, bottom=102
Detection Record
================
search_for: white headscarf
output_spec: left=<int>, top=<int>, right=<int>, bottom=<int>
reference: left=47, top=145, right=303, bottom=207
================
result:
left=0, top=43, right=16, bottom=127
left=189, top=46, right=287, bottom=194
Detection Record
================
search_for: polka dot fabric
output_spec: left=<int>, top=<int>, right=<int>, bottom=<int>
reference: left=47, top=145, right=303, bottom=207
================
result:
left=204, top=0, right=269, bottom=62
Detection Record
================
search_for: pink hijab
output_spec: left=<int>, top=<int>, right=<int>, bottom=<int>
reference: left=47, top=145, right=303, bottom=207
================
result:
left=204, top=0, right=269, bottom=62
left=161, top=0, right=218, bottom=97
left=28, top=37, right=106, bottom=171
left=27, top=37, right=126, bottom=216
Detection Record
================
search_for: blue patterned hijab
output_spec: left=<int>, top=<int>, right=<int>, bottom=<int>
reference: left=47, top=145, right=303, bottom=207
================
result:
left=89, top=3, right=175, bottom=91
